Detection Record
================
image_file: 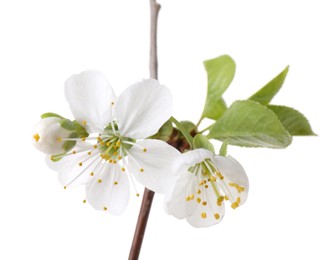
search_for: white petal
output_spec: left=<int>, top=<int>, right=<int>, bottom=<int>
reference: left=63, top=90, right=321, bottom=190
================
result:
left=173, top=148, right=213, bottom=173
left=115, top=79, right=173, bottom=139
left=32, top=117, right=72, bottom=155
left=127, top=139, right=180, bottom=194
left=64, top=71, right=116, bottom=133
left=186, top=182, right=226, bottom=228
left=86, top=164, right=130, bottom=215
left=46, top=142, right=100, bottom=187
left=164, top=171, right=198, bottom=219
left=212, top=155, right=249, bottom=205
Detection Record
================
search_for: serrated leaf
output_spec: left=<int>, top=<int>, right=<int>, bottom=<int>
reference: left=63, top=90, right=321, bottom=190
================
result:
left=267, top=105, right=316, bottom=136
left=41, top=112, right=64, bottom=119
left=208, top=100, right=292, bottom=148
left=219, top=140, right=228, bottom=156
left=249, top=66, right=289, bottom=105
left=193, top=134, right=215, bottom=153
left=202, top=55, right=235, bottom=119
left=202, top=98, right=227, bottom=120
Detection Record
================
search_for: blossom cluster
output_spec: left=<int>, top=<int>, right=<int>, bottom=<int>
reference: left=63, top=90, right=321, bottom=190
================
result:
left=33, top=71, right=248, bottom=227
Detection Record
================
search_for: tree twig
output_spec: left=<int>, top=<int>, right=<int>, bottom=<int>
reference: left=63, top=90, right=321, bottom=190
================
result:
left=128, top=1, right=161, bottom=260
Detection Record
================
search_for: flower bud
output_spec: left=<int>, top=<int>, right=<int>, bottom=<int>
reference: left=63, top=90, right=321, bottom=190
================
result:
left=32, top=117, right=74, bottom=155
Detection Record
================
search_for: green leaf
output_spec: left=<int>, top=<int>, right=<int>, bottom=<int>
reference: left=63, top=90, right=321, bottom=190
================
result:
left=219, top=140, right=228, bottom=156
left=208, top=100, right=292, bottom=148
left=150, top=120, right=173, bottom=141
left=249, top=66, right=289, bottom=105
left=267, top=105, right=316, bottom=136
left=41, top=112, right=64, bottom=119
left=202, top=98, right=227, bottom=120
left=193, top=134, right=215, bottom=153
left=202, top=55, right=235, bottom=120
left=73, top=121, right=89, bottom=138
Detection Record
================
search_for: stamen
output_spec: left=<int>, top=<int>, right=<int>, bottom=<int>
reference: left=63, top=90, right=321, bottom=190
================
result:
left=214, top=213, right=220, bottom=220
left=83, top=199, right=86, bottom=203
left=82, top=121, right=87, bottom=125
left=201, top=212, right=207, bottom=219
left=33, top=133, right=40, bottom=142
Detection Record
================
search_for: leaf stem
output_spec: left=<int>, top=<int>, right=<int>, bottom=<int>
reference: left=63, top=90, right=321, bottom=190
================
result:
left=170, top=116, right=194, bottom=149
left=198, top=123, right=215, bottom=134
left=195, top=116, right=204, bottom=128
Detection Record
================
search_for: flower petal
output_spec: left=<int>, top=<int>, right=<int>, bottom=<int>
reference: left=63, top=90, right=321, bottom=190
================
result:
left=173, top=148, right=213, bottom=173
left=64, top=71, right=116, bottom=133
left=46, top=142, right=100, bottom=187
left=86, top=164, right=130, bottom=215
left=128, top=139, right=180, bottom=193
left=164, top=171, right=198, bottom=219
left=186, top=182, right=226, bottom=228
left=115, top=79, right=173, bottom=139
left=212, top=155, right=249, bottom=205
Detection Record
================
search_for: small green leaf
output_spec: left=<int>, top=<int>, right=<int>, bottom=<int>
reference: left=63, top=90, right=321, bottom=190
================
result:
left=193, top=134, right=215, bottom=153
left=202, top=55, right=235, bottom=119
left=208, top=100, right=292, bottom=148
left=180, top=121, right=197, bottom=135
left=267, top=105, right=316, bottom=136
left=41, top=112, right=64, bottom=119
left=249, top=66, right=289, bottom=105
left=219, top=140, right=228, bottom=156
left=202, top=98, right=227, bottom=120
left=60, top=119, right=76, bottom=131
left=73, top=121, right=89, bottom=138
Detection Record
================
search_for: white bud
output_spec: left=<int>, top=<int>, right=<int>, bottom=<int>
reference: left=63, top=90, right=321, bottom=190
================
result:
left=32, top=117, right=72, bottom=155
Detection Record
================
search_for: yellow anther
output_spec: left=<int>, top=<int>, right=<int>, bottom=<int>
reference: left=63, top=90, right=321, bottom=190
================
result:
left=82, top=120, right=87, bottom=125
left=90, top=172, right=94, bottom=176
left=113, top=145, right=117, bottom=149
left=214, top=213, right=220, bottom=220
left=140, top=168, right=144, bottom=172
left=186, top=196, right=190, bottom=202
left=88, top=151, right=92, bottom=155
left=113, top=151, right=118, bottom=156
left=231, top=202, right=239, bottom=209
left=114, top=181, right=118, bottom=185
left=97, top=137, right=102, bottom=141
left=81, top=137, right=86, bottom=141
left=57, top=137, right=62, bottom=142
left=229, top=182, right=245, bottom=193
left=217, top=196, right=224, bottom=203
left=216, top=172, right=224, bottom=180
left=190, top=194, right=194, bottom=200
left=109, top=159, right=113, bottom=163
left=98, top=179, right=102, bottom=183
left=116, top=140, right=121, bottom=147
left=224, top=195, right=229, bottom=201
left=197, top=189, right=201, bottom=194
left=113, top=160, right=117, bottom=164
left=111, top=101, right=115, bottom=106
left=83, top=200, right=86, bottom=203
left=202, top=201, right=207, bottom=206
left=205, top=185, right=209, bottom=189
left=118, top=156, right=122, bottom=160
left=201, top=212, right=207, bottom=219
left=33, top=133, right=40, bottom=142
left=63, top=186, right=67, bottom=190
left=103, top=207, right=107, bottom=211
left=197, top=198, right=201, bottom=203
left=79, top=162, right=83, bottom=166
left=72, top=150, right=76, bottom=154
left=121, top=167, right=126, bottom=172
left=93, top=145, right=98, bottom=149
left=210, top=176, right=217, bottom=182
left=217, top=201, right=222, bottom=206
left=143, top=148, right=147, bottom=152
left=136, top=193, right=140, bottom=197
left=106, top=142, right=111, bottom=147
left=100, top=141, right=105, bottom=146
left=237, top=197, right=241, bottom=204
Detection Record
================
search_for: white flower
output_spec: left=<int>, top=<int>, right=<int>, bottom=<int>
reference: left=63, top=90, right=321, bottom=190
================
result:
left=164, top=148, right=249, bottom=228
left=32, top=117, right=73, bottom=155
left=45, top=71, right=179, bottom=215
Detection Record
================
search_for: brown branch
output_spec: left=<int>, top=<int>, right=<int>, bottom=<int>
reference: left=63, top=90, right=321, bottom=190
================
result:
left=128, top=1, right=161, bottom=260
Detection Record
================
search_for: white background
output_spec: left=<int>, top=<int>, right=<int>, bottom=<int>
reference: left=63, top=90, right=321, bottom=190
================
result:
left=1, top=0, right=335, bottom=259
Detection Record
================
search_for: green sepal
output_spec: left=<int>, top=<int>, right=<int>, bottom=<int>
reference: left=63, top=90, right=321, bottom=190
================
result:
left=202, top=55, right=235, bottom=120
left=150, top=120, right=174, bottom=141
left=60, top=119, right=76, bottom=131
left=219, top=140, right=228, bottom=156
left=267, top=105, right=316, bottom=136
left=193, top=134, right=215, bottom=153
left=208, top=100, right=292, bottom=149
left=249, top=66, right=289, bottom=105
left=62, top=132, right=78, bottom=152
left=50, top=153, right=65, bottom=162
left=41, top=112, right=64, bottom=119
left=180, top=121, right=197, bottom=135
left=73, top=121, right=89, bottom=138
